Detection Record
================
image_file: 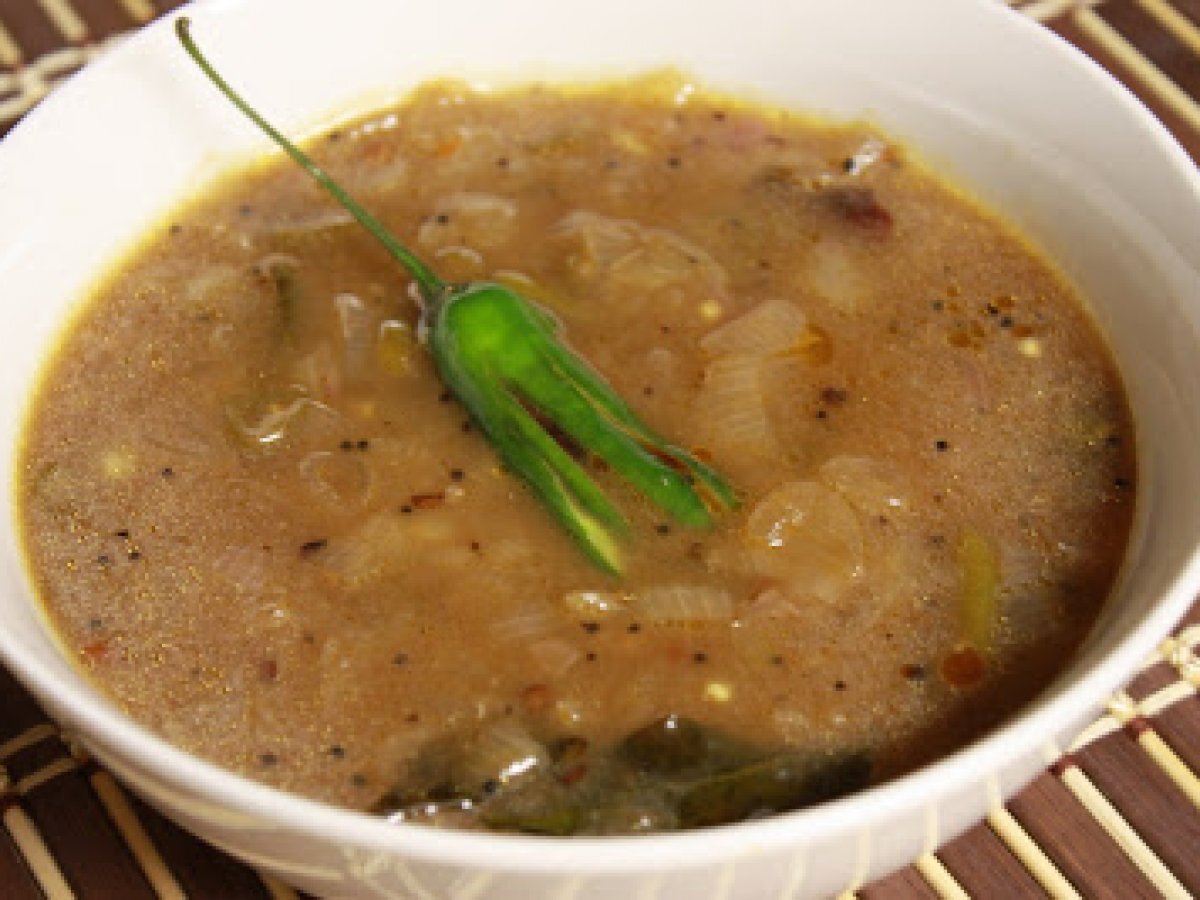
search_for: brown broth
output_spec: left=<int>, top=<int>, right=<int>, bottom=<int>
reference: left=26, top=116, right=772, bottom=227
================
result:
left=17, top=77, right=1136, bottom=833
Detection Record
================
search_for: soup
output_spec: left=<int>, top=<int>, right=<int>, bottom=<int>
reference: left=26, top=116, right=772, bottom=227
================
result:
left=17, top=75, right=1135, bottom=834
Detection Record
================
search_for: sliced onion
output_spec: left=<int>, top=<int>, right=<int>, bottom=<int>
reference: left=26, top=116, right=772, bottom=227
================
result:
left=701, top=298, right=808, bottom=357
left=562, top=590, right=628, bottom=616
left=417, top=192, right=519, bottom=252
left=743, top=480, right=864, bottom=602
left=818, top=456, right=909, bottom=519
left=695, top=354, right=777, bottom=460
left=225, top=389, right=342, bottom=449
left=628, top=585, right=735, bottom=623
left=527, top=638, right=584, bottom=678
left=335, top=293, right=377, bottom=385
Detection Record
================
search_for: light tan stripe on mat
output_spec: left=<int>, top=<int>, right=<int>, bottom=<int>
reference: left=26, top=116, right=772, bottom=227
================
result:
left=90, top=768, right=187, bottom=900
left=1134, top=0, right=1200, bottom=56
left=260, top=874, right=302, bottom=900
left=915, top=853, right=969, bottom=900
left=3, top=803, right=76, bottom=899
left=0, top=16, right=22, bottom=68
left=0, top=723, right=57, bottom=762
left=35, top=0, right=88, bottom=44
left=1074, top=4, right=1200, bottom=133
left=1055, top=760, right=1189, bottom=898
left=987, top=806, right=1081, bottom=898
left=118, top=0, right=156, bottom=23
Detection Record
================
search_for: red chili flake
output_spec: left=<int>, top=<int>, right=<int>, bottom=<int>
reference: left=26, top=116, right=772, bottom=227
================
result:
left=410, top=492, right=445, bottom=510
left=559, top=763, right=589, bottom=786
left=80, top=639, right=109, bottom=663
left=824, top=187, right=894, bottom=237
left=521, top=683, right=553, bottom=713
left=820, top=386, right=848, bottom=405
left=941, top=645, right=986, bottom=688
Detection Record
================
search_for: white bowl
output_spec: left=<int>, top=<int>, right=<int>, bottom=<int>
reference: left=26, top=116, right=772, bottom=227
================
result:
left=3, top=0, right=1200, bottom=897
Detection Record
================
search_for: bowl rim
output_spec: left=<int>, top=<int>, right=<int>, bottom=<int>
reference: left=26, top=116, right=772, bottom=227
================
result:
left=3, top=0, right=1200, bottom=878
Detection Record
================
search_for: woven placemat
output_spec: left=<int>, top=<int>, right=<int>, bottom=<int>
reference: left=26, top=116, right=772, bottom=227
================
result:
left=2, top=1, right=1200, bottom=897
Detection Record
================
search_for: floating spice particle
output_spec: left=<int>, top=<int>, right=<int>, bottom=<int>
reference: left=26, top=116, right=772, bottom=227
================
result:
left=496, top=157, right=509, bottom=168
left=96, top=554, right=112, bottom=567
left=392, top=652, right=409, bottom=666
left=901, top=663, right=927, bottom=681
left=161, top=467, right=175, bottom=478
left=999, top=316, right=1015, bottom=328
left=259, top=752, right=279, bottom=766
left=405, top=712, right=420, bottom=723
left=410, top=492, right=445, bottom=510
left=643, top=386, right=654, bottom=396
left=935, top=440, right=950, bottom=452
left=586, top=652, right=598, bottom=662
left=356, top=439, right=370, bottom=451
left=1106, top=434, right=1122, bottom=448
left=438, top=390, right=452, bottom=402
left=327, top=745, right=346, bottom=759
left=449, top=468, right=465, bottom=482
left=705, top=682, right=733, bottom=702
left=339, top=439, right=354, bottom=451
left=1017, top=337, right=1042, bottom=358
left=115, top=529, right=130, bottom=539
left=435, top=213, right=450, bottom=224
left=482, top=779, right=499, bottom=795
left=400, top=504, right=413, bottom=514
left=469, top=541, right=482, bottom=553
left=667, top=157, right=682, bottom=168
left=168, top=223, right=183, bottom=236
left=833, top=680, right=847, bottom=691
left=521, top=684, right=553, bottom=712
left=299, top=539, right=327, bottom=557
left=257, top=659, right=279, bottom=682
left=127, top=549, right=142, bottom=561
left=816, top=409, right=828, bottom=420
left=627, top=623, right=642, bottom=634
left=820, top=386, right=848, bottom=405
left=1114, top=477, right=1132, bottom=490
left=770, top=654, right=784, bottom=666
left=655, top=523, right=671, bottom=535
left=942, top=645, right=986, bottom=688
left=581, top=622, right=600, bottom=634
left=692, top=651, right=708, bottom=664
left=351, top=773, right=368, bottom=787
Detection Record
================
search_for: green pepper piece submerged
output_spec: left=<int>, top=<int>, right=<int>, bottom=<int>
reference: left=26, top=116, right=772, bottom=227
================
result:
left=176, top=18, right=737, bottom=573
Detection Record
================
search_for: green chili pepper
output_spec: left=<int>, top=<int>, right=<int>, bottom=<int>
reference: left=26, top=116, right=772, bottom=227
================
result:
left=176, top=18, right=738, bottom=573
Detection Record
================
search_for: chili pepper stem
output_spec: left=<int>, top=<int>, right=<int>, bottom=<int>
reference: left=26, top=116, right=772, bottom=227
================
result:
left=175, top=16, right=444, bottom=302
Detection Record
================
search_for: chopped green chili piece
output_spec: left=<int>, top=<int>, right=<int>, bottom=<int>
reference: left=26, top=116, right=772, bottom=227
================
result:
left=177, top=17, right=738, bottom=574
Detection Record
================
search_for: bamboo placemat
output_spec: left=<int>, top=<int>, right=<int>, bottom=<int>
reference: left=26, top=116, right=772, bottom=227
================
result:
left=2, top=1, right=1200, bottom=897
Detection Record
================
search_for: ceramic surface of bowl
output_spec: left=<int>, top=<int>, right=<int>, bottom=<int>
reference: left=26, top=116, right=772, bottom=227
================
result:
left=2, top=1, right=1200, bottom=897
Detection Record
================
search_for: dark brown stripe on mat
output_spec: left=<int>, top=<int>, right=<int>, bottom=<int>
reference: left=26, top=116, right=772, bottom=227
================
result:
left=1074, top=729, right=1200, bottom=892
left=1123, top=659, right=1184, bottom=702
left=1147, top=694, right=1200, bottom=774
left=859, top=863, right=941, bottom=899
left=0, top=2, right=78, bottom=67
left=14, top=746, right=157, bottom=899
left=1100, top=0, right=1200, bottom=99
left=0, top=826, right=49, bottom=900
left=1049, top=15, right=1200, bottom=159
left=1009, top=770, right=1160, bottom=898
left=934, top=820, right=1046, bottom=898
left=131, top=795, right=275, bottom=899
left=0, top=671, right=53, bottom=744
